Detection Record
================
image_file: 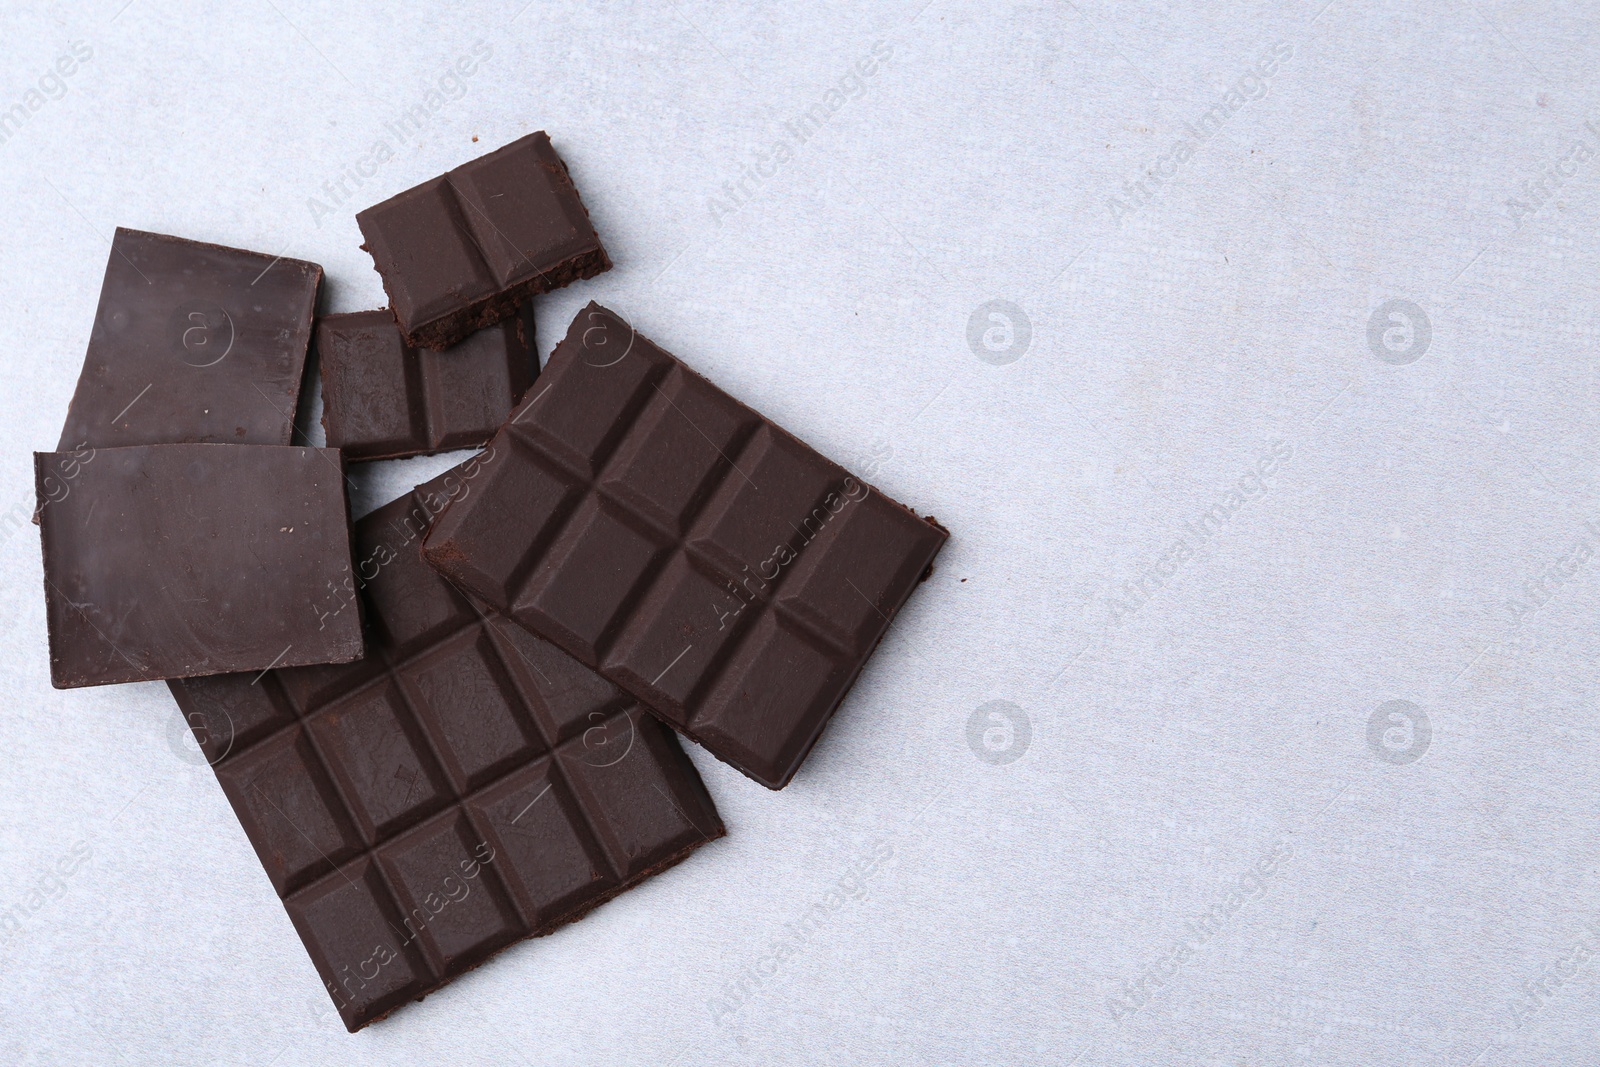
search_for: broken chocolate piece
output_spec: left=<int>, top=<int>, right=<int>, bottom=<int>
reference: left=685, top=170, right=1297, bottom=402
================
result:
left=316, top=303, right=537, bottom=462
left=56, top=228, right=322, bottom=450
left=356, top=132, right=609, bottom=350
left=36, top=443, right=362, bottom=687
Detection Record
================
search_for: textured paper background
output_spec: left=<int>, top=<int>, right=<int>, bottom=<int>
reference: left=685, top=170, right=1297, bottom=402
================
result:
left=2, top=2, right=1598, bottom=1064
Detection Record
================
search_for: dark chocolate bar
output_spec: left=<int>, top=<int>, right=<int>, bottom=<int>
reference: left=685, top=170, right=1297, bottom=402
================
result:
left=36, top=443, right=362, bottom=688
left=169, top=467, right=722, bottom=1031
left=356, top=132, right=610, bottom=350
left=422, top=304, right=947, bottom=789
left=316, top=303, right=537, bottom=462
left=57, top=228, right=322, bottom=450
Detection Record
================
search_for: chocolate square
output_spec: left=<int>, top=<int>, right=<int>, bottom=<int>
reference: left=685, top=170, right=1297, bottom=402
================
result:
left=357, top=132, right=610, bottom=349
left=36, top=443, right=363, bottom=688
left=57, top=228, right=322, bottom=450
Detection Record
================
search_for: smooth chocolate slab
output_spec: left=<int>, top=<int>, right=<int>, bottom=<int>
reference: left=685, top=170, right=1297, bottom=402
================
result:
left=57, top=228, right=322, bottom=450
left=37, top=444, right=362, bottom=688
left=422, top=304, right=948, bottom=789
left=316, top=303, right=537, bottom=462
left=356, top=132, right=610, bottom=350
left=169, top=468, right=723, bottom=1031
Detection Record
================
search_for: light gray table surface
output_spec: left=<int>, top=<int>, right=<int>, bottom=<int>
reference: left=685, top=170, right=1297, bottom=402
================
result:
left=2, top=1, right=1597, bottom=1064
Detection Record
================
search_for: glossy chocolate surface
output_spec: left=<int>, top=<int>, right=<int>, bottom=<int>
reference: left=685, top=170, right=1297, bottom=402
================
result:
left=423, top=304, right=947, bottom=789
left=356, top=132, right=609, bottom=350
left=37, top=443, right=362, bottom=688
left=169, top=469, right=723, bottom=1030
left=57, top=228, right=321, bottom=450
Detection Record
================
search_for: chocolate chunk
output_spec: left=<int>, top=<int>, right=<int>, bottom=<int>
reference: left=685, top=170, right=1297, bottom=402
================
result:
left=57, top=228, right=322, bottom=450
left=422, top=304, right=948, bottom=789
left=36, top=444, right=362, bottom=688
left=169, top=467, right=723, bottom=1031
left=316, top=303, right=538, bottom=462
left=356, top=132, right=610, bottom=350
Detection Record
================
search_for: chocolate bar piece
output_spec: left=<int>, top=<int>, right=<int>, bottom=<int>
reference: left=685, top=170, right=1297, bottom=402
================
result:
left=36, top=444, right=362, bottom=688
left=57, top=228, right=322, bottom=450
left=169, top=468, right=723, bottom=1031
left=356, top=132, right=610, bottom=350
left=422, top=304, right=948, bottom=789
left=316, top=303, right=537, bottom=462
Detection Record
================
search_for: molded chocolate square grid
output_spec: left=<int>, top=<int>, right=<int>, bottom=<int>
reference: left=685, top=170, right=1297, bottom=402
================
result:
left=169, top=473, right=722, bottom=1032
left=356, top=131, right=610, bottom=350
left=423, top=304, right=948, bottom=789
left=316, top=303, right=537, bottom=462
